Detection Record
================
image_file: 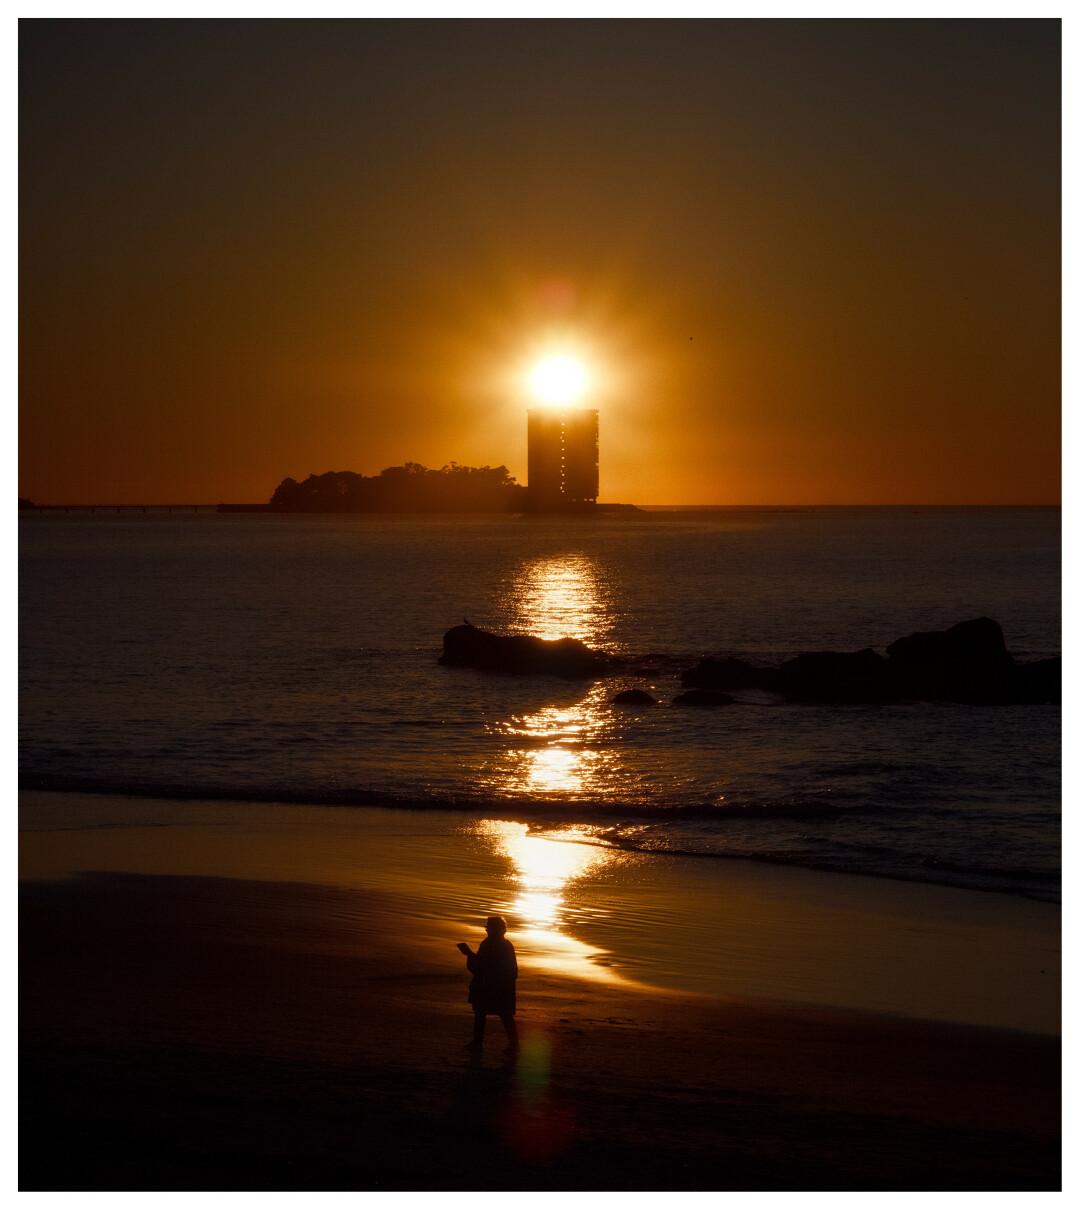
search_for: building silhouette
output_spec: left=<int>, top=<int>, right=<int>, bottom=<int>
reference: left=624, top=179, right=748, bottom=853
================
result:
left=526, top=408, right=599, bottom=510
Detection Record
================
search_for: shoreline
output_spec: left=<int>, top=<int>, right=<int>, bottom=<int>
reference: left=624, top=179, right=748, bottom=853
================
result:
left=19, top=781, right=1062, bottom=906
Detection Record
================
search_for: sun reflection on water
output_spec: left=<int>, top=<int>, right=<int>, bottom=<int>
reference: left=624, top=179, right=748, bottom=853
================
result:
left=525, top=746, right=580, bottom=796
left=478, top=688, right=622, bottom=803
left=503, top=553, right=613, bottom=646
left=482, top=553, right=626, bottom=802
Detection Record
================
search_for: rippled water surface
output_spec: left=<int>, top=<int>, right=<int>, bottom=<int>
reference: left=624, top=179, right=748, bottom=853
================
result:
left=19, top=508, right=1060, bottom=899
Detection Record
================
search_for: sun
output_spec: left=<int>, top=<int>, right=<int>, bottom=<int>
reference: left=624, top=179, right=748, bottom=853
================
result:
left=527, top=353, right=590, bottom=406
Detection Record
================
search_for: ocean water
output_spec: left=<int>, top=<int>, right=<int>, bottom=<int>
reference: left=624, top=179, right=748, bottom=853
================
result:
left=19, top=507, right=1060, bottom=901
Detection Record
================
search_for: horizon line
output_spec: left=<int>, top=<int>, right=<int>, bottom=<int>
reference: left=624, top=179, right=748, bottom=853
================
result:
left=19, top=501, right=1062, bottom=511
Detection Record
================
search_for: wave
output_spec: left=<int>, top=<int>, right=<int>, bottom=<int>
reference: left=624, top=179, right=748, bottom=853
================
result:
left=18, top=770, right=850, bottom=818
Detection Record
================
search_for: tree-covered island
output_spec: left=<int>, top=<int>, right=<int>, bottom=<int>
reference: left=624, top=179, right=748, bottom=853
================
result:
left=267, top=463, right=528, bottom=513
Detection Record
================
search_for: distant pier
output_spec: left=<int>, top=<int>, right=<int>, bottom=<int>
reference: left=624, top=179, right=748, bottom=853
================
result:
left=23, top=504, right=219, bottom=514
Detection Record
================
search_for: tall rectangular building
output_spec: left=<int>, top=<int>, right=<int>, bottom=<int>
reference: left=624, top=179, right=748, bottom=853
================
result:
left=561, top=409, right=600, bottom=503
left=527, top=408, right=599, bottom=509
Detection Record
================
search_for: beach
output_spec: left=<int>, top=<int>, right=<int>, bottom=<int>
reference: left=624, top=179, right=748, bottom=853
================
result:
left=19, top=792, right=1061, bottom=1190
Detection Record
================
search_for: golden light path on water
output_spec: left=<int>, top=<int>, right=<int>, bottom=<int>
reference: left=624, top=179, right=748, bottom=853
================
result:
left=491, top=697, right=619, bottom=800
left=475, top=552, right=642, bottom=983
left=486, top=551, right=623, bottom=803
left=504, top=553, right=611, bottom=646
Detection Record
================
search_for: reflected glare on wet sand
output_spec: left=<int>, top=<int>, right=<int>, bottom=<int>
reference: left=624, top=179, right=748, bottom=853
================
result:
left=472, top=819, right=633, bottom=984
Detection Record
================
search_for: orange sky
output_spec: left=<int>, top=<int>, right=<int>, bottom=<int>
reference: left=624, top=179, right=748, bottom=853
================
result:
left=19, top=19, right=1060, bottom=505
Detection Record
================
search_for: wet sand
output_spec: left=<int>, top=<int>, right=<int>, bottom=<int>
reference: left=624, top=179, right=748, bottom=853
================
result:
left=19, top=793, right=1061, bottom=1190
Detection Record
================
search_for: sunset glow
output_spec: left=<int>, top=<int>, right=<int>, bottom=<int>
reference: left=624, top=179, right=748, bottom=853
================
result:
left=19, top=24, right=1059, bottom=505
left=526, top=353, right=590, bottom=406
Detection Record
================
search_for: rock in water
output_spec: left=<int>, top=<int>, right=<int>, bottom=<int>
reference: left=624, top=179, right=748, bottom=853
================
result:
left=777, top=648, right=894, bottom=703
left=680, top=657, right=778, bottom=692
left=611, top=689, right=657, bottom=705
left=885, top=617, right=1015, bottom=703
left=1009, top=656, right=1061, bottom=704
left=439, top=623, right=609, bottom=680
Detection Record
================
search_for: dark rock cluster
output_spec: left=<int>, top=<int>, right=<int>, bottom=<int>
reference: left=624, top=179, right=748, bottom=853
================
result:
left=439, top=617, right=1059, bottom=705
left=682, top=618, right=1060, bottom=705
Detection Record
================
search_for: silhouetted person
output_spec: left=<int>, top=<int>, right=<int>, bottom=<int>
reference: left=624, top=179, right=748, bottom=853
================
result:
left=457, top=916, right=519, bottom=1053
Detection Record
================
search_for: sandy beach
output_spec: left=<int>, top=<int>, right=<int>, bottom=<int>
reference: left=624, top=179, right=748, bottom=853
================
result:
left=19, top=792, right=1060, bottom=1190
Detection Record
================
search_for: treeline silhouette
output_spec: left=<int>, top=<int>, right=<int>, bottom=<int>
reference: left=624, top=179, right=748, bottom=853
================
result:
left=269, top=463, right=528, bottom=512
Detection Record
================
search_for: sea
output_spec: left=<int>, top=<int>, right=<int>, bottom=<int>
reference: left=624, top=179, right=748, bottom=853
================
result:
left=19, top=507, right=1061, bottom=903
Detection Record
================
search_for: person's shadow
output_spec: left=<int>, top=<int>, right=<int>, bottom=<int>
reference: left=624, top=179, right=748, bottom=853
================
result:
left=444, top=1031, right=574, bottom=1175
left=446, top=1048, right=517, bottom=1149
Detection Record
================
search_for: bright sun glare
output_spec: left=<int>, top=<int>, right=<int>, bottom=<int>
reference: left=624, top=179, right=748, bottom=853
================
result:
left=527, top=353, right=589, bottom=406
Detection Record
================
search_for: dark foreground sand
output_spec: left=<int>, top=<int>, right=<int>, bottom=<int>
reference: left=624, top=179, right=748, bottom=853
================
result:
left=20, top=797, right=1060, bottom=1191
